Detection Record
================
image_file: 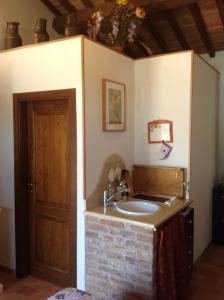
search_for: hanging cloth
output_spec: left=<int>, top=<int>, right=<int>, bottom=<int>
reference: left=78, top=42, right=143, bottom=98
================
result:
left=157, top=215, right=188, bottom=300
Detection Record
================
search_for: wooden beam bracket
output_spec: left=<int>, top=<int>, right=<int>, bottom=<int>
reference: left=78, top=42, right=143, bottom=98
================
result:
left=58, top=0, right=77, bottom=13
left=215, top=0, right=224, bottom=29
left=189, top=3, right=215, bottom=57
left=145, top=19, right=170, bottom=53
left=166, top=10, right=190, bottom=50
left=41, top=0, right=62, bottom=16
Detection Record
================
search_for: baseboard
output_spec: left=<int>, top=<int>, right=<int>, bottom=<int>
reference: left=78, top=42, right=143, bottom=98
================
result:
left=0, top=264, right=16, bottom=275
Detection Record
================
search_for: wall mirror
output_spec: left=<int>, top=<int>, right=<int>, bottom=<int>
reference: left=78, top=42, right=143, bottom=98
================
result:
left=148, top=120, right=173, bottom=143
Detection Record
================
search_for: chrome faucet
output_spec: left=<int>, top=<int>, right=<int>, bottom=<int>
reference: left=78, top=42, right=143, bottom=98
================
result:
left=104, top=187, right=130, bottom=209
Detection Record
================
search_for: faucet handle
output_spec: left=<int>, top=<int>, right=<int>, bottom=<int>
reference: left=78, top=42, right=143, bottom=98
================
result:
left=125, top=188, right=130, bottom=196
left=104, top=190, right=108, bottom=202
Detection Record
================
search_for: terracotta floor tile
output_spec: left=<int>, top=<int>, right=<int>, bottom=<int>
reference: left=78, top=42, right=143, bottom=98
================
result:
left=27, top=290, right=51, bottom=300
left=0, top=273, right=59, bottom=299
left=1, top=244, right=224, bottom=299
left=0, top=295, right=9, bottom=300
left=6, top=283, right=36, bottom=296
left=184, top=243, right=224, bottom=299
left=11, top=293, right=31, bottom=300
left=21, top=275, right=60, bottom=294
left=0, top=273, right=17, bottom=290
left=185, top=289, right=224, bottom=300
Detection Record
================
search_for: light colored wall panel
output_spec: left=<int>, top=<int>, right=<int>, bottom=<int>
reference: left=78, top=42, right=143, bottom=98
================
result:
left=0, top=208, right=15, bottom=268
left=0, top=38, right=85, bottom=289
left=191, top=54, right=218, bottom=261
left=201, top=52, right=224, bottom=178
left=84, top=39, right=135, bottom=201
left=134, top=52, right=192, bottom=173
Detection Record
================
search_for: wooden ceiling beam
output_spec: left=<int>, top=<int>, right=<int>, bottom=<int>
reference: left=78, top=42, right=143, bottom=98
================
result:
left=58, top=0, right=77, bottom=12
left=134, top=31, right=154, bottom=55
left=150, top=0, right=200, bottom=11
left=215, top=0, right=224, bottom=29
left=125, top=41, right=150, bottom=58
left=137, top=26, right=157, bottom=55
left=165, top=10, right=190, bottom=50
left=53, top=0, right=200, bottom=25
left=41, top=0, right=62, bottom=16
left=77, top=0, right=149, bottom=22
left=189, top=3, right=215, bottom=57
left=145, top=19, right=170, bottom=53
left=80, top=0, right=94, bottom=8
left=52, top=0, right=201, bottom=40
left=137, top=39, right=154, bottom=56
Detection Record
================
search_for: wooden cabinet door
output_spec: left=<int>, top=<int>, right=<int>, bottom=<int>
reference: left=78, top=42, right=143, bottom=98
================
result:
left=27, top=97, right=76, bottom=287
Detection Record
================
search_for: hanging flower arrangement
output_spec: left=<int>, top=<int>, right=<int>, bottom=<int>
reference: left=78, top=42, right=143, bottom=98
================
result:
left=87, top=0, right=146, bottom=48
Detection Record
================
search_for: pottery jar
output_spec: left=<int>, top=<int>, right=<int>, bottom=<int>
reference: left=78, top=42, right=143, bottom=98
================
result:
left=65, top=13, right=79, bottom=37
left=5, top=22, right=22, bottom=49
left=34, top=18, right=49, bottom=43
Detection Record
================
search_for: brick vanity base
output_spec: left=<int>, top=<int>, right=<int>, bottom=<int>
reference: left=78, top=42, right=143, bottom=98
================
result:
left=85, top=214, right=158, bottom=300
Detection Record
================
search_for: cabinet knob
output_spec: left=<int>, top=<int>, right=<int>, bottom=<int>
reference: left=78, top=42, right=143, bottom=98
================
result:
left=188, top=250, right=192, bottom=255
left=188, top=220, right=193, bottom=224
left=188, top=235, right=193, bottom=240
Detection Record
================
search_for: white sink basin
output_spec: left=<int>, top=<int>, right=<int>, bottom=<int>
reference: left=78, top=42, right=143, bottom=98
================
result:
left=116, top=200, right=161, bottom=216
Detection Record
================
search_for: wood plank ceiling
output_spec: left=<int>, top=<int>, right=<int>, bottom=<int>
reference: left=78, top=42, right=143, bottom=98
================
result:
left=41, top=0, right=224, bottom=58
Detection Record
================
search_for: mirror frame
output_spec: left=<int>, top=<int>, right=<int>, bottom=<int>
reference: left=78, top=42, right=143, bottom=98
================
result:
left=148, top=119, right=173, bottom=143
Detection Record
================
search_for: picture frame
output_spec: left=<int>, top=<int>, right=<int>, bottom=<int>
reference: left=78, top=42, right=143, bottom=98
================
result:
left=102, top=79, right=126, bottom=132
left=148, top=119, right=173, bottom=143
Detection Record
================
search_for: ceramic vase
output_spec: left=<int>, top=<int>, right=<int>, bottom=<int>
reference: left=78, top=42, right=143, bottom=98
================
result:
left=65, top=13, right=79, bottom=37
left=112, top=46, right=123, bottom=54
left=5, top=22, right=22, bottom=49
left=34, top=18, right=49, bottom=43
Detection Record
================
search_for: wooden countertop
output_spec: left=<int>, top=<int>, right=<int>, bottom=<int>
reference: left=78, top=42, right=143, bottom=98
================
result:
left=85, top=197, right=192, bottom=230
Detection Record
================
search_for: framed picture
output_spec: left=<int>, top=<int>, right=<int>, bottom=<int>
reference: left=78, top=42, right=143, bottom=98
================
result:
left=102, top=79, right=126, bottom=131
left=148, top=119, right=173, bottom=143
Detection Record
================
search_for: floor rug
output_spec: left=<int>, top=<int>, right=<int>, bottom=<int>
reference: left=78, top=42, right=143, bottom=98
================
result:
left=47, top=288, right=92, bottom=300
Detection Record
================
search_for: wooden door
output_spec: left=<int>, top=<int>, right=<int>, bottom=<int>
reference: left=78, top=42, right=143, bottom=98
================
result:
left=14, top=90, right=76, bottom=287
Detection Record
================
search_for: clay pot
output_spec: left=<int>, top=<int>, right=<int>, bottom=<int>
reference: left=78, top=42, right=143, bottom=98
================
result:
left=111, top=46, right=123, bottom=54
left=5, top=22, right=22, bottom=49
left=65, top=13, right=79, bottom=37
left=34, top=18, right=49, bottom=43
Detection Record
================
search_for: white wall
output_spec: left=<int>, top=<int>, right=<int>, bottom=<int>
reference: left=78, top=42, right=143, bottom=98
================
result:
left=0, top=0, right=59, bottom=50
left=201, top=51, right=224, bottom=178
left=84, top=39, right=135, bottom=199
left=134, top=51, right=219, bottom=261
left=190, top=54, right=218, bottom=260
left=0, top=37, right=85, bottom=290
left=0, top=36, right=134, bottom=291
left=134, top=52, right=192, bottom=172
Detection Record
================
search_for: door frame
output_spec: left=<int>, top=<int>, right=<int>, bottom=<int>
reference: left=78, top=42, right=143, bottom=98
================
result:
left=13, top=89, right=77, bottom=283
